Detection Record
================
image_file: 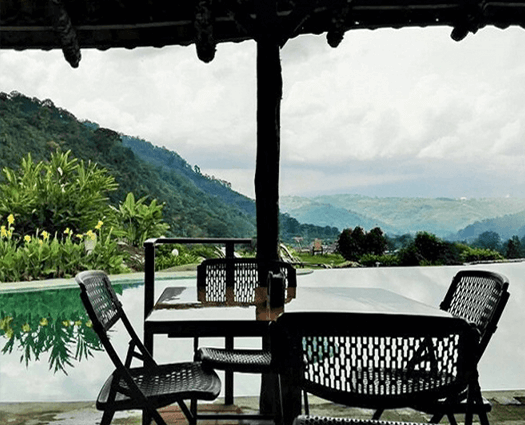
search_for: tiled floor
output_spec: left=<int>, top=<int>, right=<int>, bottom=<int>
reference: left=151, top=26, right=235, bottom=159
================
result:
left=1, top=391, right=525, bottom=425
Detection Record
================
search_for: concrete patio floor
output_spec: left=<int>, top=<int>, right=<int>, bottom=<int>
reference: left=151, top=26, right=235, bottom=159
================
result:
left=1, top=390, right=525, bottom=425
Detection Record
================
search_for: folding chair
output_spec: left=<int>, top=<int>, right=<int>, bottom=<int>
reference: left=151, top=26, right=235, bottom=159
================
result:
left=193, top=258, right=296, bottom=420
left=440, top=270, right=509, bottom=361
left=415, top=270, right=509, bottom=424
left=271, top=311, right=484, bottom=425
left=76, top=270, right=221, bottom=425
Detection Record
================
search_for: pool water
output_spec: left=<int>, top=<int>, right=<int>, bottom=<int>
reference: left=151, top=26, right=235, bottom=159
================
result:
left=0, top=262, right=523, bottom=402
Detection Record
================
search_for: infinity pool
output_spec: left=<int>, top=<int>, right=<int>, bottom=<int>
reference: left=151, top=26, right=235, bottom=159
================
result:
left=1, top=262, right=523, bottom=402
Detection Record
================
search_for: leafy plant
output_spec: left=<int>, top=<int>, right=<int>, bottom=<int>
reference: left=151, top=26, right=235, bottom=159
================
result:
left=112, top=192, right=169, bottom=247
left=0, top=150, right=117, bottom=237
left=0, top=217, right=126, bottom=282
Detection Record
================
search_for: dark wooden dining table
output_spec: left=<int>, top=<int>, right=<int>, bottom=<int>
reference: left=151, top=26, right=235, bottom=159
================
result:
left=143, top=282, right=452, bottom=421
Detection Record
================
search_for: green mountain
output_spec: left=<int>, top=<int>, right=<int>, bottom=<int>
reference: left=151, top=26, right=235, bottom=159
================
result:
left=120, top=135, right=255, bottom=217
left=281, top=194, right=525, bottom=238
left=0, top=91, right=256, bottom=238
left=0, top=91, right=339, bottom=244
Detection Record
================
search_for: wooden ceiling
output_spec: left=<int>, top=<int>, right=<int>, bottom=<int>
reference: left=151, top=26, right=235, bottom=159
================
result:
left=2, top=0, right=525, bottom=68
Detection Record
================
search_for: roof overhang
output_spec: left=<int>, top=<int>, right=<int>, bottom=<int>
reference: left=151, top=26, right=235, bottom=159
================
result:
left=2, top=0, right=525, bottom=68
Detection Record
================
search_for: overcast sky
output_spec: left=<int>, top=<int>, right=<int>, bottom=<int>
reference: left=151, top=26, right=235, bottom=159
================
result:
left=2, top=26, right=525, bottom=200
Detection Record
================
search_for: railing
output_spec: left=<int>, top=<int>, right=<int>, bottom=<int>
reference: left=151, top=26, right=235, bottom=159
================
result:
left=143, top=237, right=253, bottom=319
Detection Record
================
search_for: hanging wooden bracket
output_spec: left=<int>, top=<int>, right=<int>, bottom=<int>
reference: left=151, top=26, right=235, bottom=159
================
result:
left=327, top=0, right=353, bottom=47
left=450, top=0, right=486, bottom=41
left=195, top=0, right=216, bottom=62
left=49, top=0, right=81, bottom=68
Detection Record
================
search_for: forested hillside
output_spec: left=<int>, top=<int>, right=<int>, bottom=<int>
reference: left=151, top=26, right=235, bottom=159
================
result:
left=0, top=91, right=339, bottom=244
left=454, top=210, right=525, bottom=242
left=119, top=135, right=339, bottom=244
left=0, top=91, right=256, bottom=238
left=121, top=135, right=255, bottom=217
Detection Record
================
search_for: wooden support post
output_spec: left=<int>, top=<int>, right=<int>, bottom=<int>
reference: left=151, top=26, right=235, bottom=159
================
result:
left=254, top=0, right=283, bottom=417
left=255, top=0, right=282, bottom=270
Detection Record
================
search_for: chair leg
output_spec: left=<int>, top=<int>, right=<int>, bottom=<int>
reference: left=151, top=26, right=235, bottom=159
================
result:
left=478, top=410, right=490, bottom=425
left=303, top=391, right=310, bottom=415
left=177, top=400, right=196, bottom=425
left=191, top=398, right=198, bottom=422
left=446, top=413, right=458, bottom=425
left=149, top=408, right=168, bottom=425
left=274, top=374, right=284, bottom=425
left=468, top=379, right=490, bottom=425
left=372, top=409, right=383, bottom=420
left=429, top=413, right=444, bottom=423
left=100, top=409, right=115, bottom=425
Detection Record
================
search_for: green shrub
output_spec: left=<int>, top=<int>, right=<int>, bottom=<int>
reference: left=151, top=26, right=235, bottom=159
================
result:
left=0, top=218, right=126, bottom=282
left=0, top=150, right=117, bottom=237
left=111, top=192, right=169, bottom=247
left=359, top=253, right=400, bottom=267
left=188, top=244, right=222, bottom=259
left=459, top=246, right=504, bottom=263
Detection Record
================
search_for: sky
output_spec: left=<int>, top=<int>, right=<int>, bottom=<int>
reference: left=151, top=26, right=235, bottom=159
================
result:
left=2, top=25, right=525, bottom=200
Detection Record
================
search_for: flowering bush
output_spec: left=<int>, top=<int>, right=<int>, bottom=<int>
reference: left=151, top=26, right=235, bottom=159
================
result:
left=0, top=216, right=126, bottom=282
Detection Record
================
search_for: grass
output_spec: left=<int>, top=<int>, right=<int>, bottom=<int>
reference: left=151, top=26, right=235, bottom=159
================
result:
left=295, top=252, right=346, bottom=268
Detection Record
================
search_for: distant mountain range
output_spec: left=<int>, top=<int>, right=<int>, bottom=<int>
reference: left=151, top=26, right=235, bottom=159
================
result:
left=280, top=194, right=525, bottom=240
left=4, top=90, right=525, bottom=243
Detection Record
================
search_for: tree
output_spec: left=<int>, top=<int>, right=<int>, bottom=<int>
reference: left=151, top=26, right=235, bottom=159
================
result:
left=365, top=227, right=387, bottom=256
left=337, top=226, right=386, bottom=262
left=337, top=228, right=361, bottom=261
left=504, top=235, right=522, bottom=259
left=474, top=231, right=501, bottom=252
left=414, top=232, right=444, bottom=264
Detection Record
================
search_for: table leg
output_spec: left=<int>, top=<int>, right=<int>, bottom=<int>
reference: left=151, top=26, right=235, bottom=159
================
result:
left=225, top=335, right=234, bottom=405
left=143, top=329, right=153, bottom=425
left=279, top=373, right=301, bottom=425
left=144, top=330, right=154, bottom=357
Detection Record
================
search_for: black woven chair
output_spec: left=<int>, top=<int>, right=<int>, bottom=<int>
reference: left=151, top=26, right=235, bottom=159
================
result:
left=271, top=312, right=483, bottom=425
left=409, top=270, right=509, bottom=425
left=193, top=258, right=296, bottom=420
left=196, top=257, right=297, bottom=305
left=440, top=270, right=509, bottom=361
left=75, top=270, right=221, bottom=425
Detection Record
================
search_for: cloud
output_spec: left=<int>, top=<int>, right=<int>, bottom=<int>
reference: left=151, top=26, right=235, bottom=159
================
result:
left=2, top=26, right=525, bottom=199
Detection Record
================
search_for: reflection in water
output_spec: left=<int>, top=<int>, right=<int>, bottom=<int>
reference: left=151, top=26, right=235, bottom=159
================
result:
left=0, top=285, right=124, bottom=374
left=0, top=263, right=523, bottom=402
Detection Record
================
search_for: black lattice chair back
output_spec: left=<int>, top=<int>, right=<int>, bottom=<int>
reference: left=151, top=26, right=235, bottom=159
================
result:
left=272, top=312, right=480, bottom=425
left=441, top=270, right=509, bottom=359
left=76, top=270, right=221, bottom=425
left=76, top=270, right=131, bottom=359
left=197, top=258, right=296, bottom=304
